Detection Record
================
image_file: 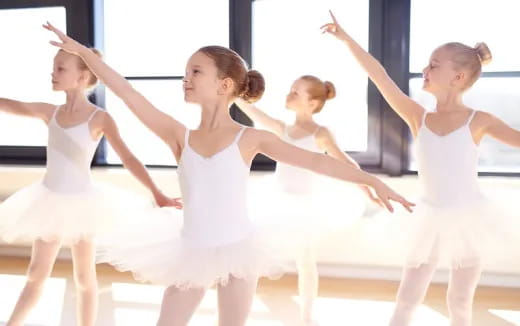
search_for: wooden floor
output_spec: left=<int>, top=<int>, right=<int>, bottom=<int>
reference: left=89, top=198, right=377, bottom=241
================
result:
left=0, top=256, right=519, bottom=325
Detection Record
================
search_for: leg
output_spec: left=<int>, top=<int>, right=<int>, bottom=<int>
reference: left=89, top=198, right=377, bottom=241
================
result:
left=156, top=285, right=206, bottom=326
left=217, top=276, right=258, bottom=326
left=7, top=238, right=62, bottom=326
left=446, top=263, right=482, bottom=326
left=70, top=238, right=98, bottom=326
left=388, top=261, right=438, bottom=326
left=296, top=240, right=319, bottom=324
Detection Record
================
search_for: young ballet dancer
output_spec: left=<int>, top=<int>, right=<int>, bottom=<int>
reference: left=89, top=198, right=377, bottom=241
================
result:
left=0, top=47, right=181, bottom=326
left=322, top=10, right=520, bottom=326
left=235, top=78, right=380, bottom=324
left=44, top=22, right=414, bottom=326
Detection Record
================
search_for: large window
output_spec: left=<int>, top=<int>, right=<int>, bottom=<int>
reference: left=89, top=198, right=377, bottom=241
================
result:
left=102, top=0, right=229, bottom=165
left=0, top=0, right=93, bottom=164
left=0, top=0, right=407, bottom=174
left=409, top=0, right=520, bottom=172
left=0, top=7, right=66, bottom=147
left=252, top=1, right=370, bottom=152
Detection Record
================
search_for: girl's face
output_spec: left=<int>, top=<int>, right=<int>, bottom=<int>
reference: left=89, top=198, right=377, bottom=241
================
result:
left=422, top=47, right=464, bottom=95
left=285, top=79, right=315, bottom=113
left=183, top=51, right=234, bottom=105
left=51, top=51, right=89, bottom=91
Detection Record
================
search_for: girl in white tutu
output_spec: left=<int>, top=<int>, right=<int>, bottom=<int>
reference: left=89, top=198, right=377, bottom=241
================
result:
left=45, top=23, right=414, bottom=326
left=322, top=11, right=520, bottom=326
left=235, top=78, right=381, bottom=324
left=0, top=44, right=180, bottom=325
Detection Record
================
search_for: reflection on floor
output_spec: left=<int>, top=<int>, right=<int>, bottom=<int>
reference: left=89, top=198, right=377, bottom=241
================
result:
left=0, top=256, right=519, bottom=325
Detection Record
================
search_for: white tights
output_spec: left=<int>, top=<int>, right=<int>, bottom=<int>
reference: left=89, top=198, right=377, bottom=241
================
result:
left=7, top=238, right=98, bottom=326
left=156, top=276, right=258, bottom=326
left=296, top=240, right=319, bottom=324
left=389, top=259, right=481, bottom=326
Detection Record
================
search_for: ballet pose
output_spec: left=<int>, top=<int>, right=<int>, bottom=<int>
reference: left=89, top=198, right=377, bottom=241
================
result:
left=0, top=47, right=180, bottom=326
left=322, top=11, right=520, bottom=326
left=235, top=77, right=380, bottom=324
left=45, top=22, right=413, bottom=326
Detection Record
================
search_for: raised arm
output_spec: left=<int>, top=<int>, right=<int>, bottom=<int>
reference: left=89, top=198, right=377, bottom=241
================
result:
left=321, top=11, right=425, bottom=134
left=251, top=129, right=414, bottom=213
left=96, top=111, right=182, bottom=209
left=0, top=99, right=55, bottom=123
left=234, top=98, right=285, bottom=136
left=43, top=22, right=186, bottom=156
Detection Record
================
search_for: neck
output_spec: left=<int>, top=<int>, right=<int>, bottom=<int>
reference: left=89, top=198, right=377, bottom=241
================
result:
left=294, top=110, right=315, bottom=125
left=199, top=100, right=235, bottom=130
left=434, top=90, right=464, bottom=112
left=64, top=89, right=89, bottom=111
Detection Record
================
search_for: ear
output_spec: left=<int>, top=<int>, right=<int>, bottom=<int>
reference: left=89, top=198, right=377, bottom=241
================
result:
left=217, top=77, right=235, bottom=95
left=79, top=70, right=91, bottom=86
left=450, top=71, right=465, bottom=87
left=308, top=98, right=320, bottom=110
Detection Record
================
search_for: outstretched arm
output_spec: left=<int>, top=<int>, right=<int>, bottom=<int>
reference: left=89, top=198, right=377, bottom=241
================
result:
left=317, top=127, right=383, bottom=207
left=480, top=111, right=520, bottom=148
left=252, top=129, right=414, bottom=213
left=234, top=98, right=285, bottom=136
left=321, top=11, right=425, bottom=135
left=44, top=22, right=186, bottom=157
left=98, top=111, right=182, bottom=209
left=0, top=99, right=55, bottom=123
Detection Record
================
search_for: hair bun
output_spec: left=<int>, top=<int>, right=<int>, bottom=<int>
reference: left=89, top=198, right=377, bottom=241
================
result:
left=323, top=81, right=336, bottom=100
left=241, top=70, right=265, bottom=103
left=474, top=42, right=492, bottom=66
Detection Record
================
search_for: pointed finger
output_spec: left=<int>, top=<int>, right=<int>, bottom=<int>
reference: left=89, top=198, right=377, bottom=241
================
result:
left=46, top=22, right=67, bottom=39
left=329, top=10, right=338, bottom=24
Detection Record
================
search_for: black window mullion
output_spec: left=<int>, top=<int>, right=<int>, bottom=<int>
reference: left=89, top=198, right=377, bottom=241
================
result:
left=378, top=0, right=411, bottom=176
left=229, top=0, right=253, bottom=126
left=230, top=0, right=275, bottom=170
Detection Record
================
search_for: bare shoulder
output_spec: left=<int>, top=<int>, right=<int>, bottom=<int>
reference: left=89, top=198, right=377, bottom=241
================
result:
left=239, top=126, right=281, bottom=153
left=34, top=102, right=59, bottom=122
left=315, top=126, right=334, bottom=139
left=473, top=109, right=494, bottom=120
left=38, top=102, right=58, bottom=112
left=315, top=126, right=337, bottom=146
left=89, top=109, right=121, bottom=138
left=472, top=109, right=498, bottom=126
left=90, top=107, right=110, bottom=125
left=242, top=126, right=278, bottom=142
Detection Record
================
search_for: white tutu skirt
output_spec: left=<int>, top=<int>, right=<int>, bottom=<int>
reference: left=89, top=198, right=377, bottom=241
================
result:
left=248, top=173, right=366, bottom=243
left=0, top=181, right=155, bottom=245
left=97, top=216, right=292, bottom=290
left=374, top=190, right=520, bottom=269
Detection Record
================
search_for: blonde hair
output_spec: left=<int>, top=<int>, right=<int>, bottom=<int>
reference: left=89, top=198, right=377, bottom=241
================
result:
left=440, top=42, right=492, bottom=89
left=69, top=48, right=102, bottom=88
left=299, top=75, right=336, bottom=113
